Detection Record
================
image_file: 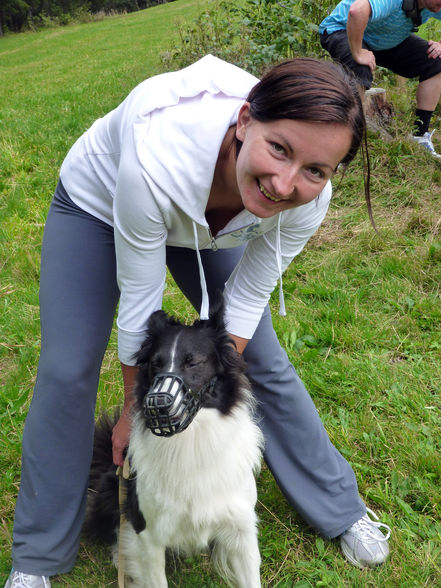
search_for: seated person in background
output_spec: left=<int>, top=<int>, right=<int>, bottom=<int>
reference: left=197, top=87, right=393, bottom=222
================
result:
left=320, top=0, right=441, bottom=159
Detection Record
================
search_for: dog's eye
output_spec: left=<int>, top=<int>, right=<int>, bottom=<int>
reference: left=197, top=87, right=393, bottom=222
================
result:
left=151, top=356, right=164, bottom=370
left=184, top=354, right=202, bottom=368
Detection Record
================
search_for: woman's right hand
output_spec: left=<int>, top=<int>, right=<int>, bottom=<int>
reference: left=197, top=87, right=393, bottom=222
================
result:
left=113, top=362, right=139, bottom=466
left=112, top=405, right=132, bottom=466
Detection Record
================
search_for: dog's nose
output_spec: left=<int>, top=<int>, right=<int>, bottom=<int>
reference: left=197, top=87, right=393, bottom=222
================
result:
left=153, top=375, right=180, bottom=394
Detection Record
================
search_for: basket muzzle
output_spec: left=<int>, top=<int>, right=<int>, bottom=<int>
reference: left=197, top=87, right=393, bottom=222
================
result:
left=142, top=373, right=216, bottom=437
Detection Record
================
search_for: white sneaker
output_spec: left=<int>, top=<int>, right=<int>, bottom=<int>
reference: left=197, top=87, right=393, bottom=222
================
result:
left=4, top=572, right=51, bottom=588
left=340, top=508, right=391, bottom=568
left=411, top=130, right=441, bottom=159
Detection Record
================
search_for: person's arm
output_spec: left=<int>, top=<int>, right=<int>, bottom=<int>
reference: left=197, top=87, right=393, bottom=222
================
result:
left=111, top=152, right=168, bottom=466
left=347, top=0, right=376, bottom=71
left=223, top=183, right=333, bottom=347
left=112, top=362, right=139, bottom=466
left=229, top=333, right=249, bottom=354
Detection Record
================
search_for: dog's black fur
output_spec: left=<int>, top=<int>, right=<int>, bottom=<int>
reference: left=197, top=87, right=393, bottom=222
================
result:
left=83, top=297, right=251, bottom=546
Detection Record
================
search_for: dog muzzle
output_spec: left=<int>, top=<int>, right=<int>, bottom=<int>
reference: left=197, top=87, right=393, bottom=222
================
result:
left=142, top=373, right=216, bottom=437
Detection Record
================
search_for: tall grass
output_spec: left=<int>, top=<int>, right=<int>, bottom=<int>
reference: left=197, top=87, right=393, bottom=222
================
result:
left=1, top=1, right=441, bottom=586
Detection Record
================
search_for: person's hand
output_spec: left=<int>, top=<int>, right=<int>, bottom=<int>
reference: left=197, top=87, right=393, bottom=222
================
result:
left=353, top=48, right=376, bottom=72
left=112, top=405, right=133, bottom=466
left=427, top=40, right=441, bottom=59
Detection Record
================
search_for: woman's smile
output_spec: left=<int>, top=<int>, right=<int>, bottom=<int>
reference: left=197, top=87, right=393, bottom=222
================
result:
left=258, top=182, right=282, bottom=203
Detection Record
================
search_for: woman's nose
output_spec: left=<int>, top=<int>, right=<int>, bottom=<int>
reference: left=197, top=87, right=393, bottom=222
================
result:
left=273, top=168, right=297, bottom=198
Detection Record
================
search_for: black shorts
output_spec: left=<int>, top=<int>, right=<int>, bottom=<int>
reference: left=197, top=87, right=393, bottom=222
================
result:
left=320, top=29, right=441, bottom=89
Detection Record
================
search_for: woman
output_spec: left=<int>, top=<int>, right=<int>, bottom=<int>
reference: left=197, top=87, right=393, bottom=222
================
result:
left=5, top=55, right=390, bottom=588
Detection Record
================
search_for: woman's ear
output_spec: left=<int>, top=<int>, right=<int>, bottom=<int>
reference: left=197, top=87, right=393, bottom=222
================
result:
left=236, top=102, right=252, bottom=142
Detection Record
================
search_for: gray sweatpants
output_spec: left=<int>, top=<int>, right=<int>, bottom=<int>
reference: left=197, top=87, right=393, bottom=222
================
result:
left=11, top=181, right=365, bottom=575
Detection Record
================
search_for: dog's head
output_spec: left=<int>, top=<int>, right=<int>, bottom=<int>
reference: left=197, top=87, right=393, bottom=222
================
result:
left=133, top=294, right=249, bottom=436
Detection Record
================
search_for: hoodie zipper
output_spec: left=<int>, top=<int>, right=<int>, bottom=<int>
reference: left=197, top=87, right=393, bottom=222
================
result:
left=208, top=228, right=219, bottom=251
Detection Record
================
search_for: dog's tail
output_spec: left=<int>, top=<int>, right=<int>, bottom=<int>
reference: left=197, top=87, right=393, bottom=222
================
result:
left=82, top=410, right=121, bottom=545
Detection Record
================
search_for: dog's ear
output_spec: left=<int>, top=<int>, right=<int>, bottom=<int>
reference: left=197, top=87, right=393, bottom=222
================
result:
left=147, top=309, right=173, bottom=336
left=205, top=290, right=226, bottom=332
left=134, top=310, right=171, bottom=366
left=205, top=291, right=247, bottom=377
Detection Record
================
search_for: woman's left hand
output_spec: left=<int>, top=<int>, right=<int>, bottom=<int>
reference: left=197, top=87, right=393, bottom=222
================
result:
left=228, top=333, right=249, bottom=354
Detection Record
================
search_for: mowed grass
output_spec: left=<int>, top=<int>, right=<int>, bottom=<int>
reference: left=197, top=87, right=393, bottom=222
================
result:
left=1, top=2, right=441, bottom=586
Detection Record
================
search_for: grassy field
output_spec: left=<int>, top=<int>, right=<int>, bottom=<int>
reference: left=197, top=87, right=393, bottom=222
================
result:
left=1, top=1, right=441, bottom=586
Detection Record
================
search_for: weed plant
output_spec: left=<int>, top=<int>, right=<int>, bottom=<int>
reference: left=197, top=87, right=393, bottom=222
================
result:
left=161, top=0, right=326, bottom=75
left=1, top=1, right=441, bottom=586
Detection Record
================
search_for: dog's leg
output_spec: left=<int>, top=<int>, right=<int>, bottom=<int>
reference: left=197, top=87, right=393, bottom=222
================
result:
left=122, top=528, right=168, bottom=588
left=228, top=532, right=261, bottom=588
left=212, top=527, right=261, bottom=588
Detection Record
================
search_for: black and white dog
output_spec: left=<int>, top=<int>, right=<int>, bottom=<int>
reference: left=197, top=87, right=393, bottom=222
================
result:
left=84, top=300, right=264, bottom=587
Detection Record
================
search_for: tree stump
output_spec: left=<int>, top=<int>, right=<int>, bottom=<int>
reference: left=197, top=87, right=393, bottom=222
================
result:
left=363, top=88, right=394, bottom=139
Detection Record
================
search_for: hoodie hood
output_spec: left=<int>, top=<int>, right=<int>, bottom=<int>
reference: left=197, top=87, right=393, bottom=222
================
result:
left=132, top=55, right=260, bottom=321
left=133, top=55, right=259, bottom=227
left=131, top=55, right=287, bottom=322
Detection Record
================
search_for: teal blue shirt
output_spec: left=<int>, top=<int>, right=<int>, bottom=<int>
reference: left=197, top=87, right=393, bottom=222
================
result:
left=319, top=0, right=441, bottom=50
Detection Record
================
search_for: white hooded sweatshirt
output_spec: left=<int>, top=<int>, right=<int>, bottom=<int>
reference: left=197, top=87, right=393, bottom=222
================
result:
left=60, top=55, right=332, bottom=365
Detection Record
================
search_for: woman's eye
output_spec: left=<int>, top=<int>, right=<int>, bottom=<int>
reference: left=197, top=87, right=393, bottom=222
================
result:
left=308, top=167, right=325, bottom=179
left=271, top=142, right=285, bottom=154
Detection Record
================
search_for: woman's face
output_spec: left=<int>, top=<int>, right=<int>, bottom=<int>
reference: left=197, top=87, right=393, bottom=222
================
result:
left=234, top=103, right=353, bottom=219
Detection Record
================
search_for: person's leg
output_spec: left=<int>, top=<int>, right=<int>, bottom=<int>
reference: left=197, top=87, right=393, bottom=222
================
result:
left=374, top=35, right=441, bottom=153
left=413, top=73, right=441, bottom=152
left=415, top=73, right=441, bottom=112
left=320, top=30, right=373, bottom=89
left=166, top=246, right=365, bottom=538
left=375, top=34, right=441, bottom=110
left=414, top=107, right=435, bottom=136
left=11, top=181, right=119, bottom=576
left=243, top=309, right=366, bottom=537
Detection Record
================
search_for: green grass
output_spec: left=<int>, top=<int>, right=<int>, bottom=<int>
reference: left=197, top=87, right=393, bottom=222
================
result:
left=1, top=1, right=441, bottom=586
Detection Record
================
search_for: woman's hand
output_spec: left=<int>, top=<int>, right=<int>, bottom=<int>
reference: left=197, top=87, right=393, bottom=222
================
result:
left=229, top=333, right=249, bottom=354
left=112, top=405, right=133, bottom=466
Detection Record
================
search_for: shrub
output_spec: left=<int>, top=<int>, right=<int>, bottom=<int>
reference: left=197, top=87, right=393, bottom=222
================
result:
left=162, top=0, right=336, bottom=77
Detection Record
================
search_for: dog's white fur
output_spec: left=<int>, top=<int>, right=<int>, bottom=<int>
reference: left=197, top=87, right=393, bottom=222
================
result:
left=117, top=393, right=263, bottom=588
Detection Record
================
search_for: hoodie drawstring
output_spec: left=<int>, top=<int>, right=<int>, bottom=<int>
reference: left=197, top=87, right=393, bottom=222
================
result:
left=276, top=214, right=286, bottom=317
left=192, top=216, right=286, bottom=322
left=192, top=222, right=210, bottom=320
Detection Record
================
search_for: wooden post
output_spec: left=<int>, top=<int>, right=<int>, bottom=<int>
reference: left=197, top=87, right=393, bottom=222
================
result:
left=363, top=87, right=394, bottom=138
